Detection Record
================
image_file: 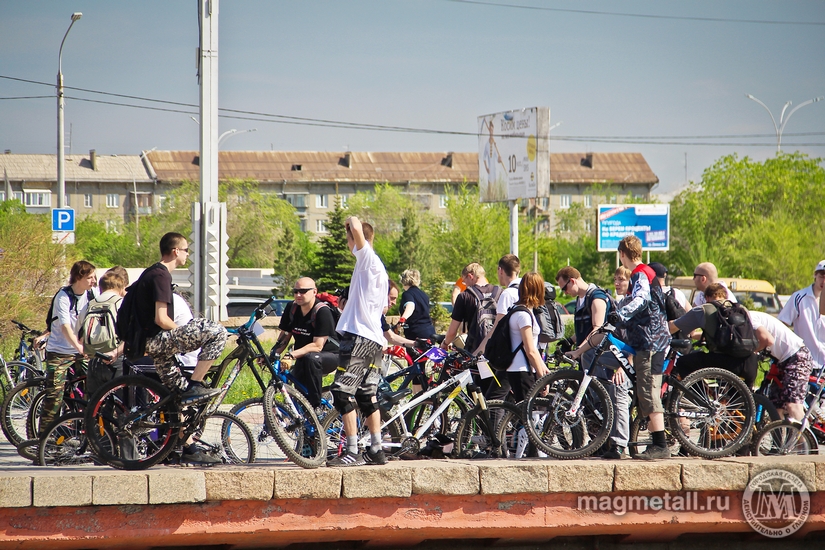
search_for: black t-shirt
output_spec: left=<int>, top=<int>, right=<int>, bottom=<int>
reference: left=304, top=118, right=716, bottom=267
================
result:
left=279, top=301, right=338, bottom=353
left=400, top=286, right=435, bottom=340
left=380, top=314, right=390, bottom=333
left=134, top=262, right=174, bottom=339
left=451, top=283, right=497, bottom=349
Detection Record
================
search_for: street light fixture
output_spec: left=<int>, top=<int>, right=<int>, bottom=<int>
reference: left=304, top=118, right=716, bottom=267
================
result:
left=746, top=93, right=825, bottom=152
left=189, top=117, right=257, bottom=146
left=57, top=12, right=82, bottom=209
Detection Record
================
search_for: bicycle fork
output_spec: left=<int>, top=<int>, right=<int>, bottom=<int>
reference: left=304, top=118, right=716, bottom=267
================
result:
left=467, top=384, right=502, bottom=452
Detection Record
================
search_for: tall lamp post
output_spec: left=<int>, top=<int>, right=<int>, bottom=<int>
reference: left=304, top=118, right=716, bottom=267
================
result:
left=746, top=93, right=824, bottom=152
left=190, top=117, right=257, bottom=146
left=57, top=12, right=82, bottom=208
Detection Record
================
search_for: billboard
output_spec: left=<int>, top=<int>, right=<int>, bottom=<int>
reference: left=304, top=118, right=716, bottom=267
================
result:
left=478, top=107, right=550, bottom=203
left=597, top=204, right=670, bottom=252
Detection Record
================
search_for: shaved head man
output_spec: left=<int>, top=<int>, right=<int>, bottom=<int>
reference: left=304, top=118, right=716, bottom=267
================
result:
left=692, top=262, right=736, bottom=306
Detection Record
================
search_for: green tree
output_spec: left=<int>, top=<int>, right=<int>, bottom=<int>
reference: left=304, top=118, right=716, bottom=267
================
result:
left=272, top=224, right=315, bottom=296
left=313, top=196, right=354, bottom=292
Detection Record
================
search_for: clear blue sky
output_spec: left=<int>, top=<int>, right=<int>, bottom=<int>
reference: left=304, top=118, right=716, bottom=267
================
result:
left=1, top=0, right=823, bottom=194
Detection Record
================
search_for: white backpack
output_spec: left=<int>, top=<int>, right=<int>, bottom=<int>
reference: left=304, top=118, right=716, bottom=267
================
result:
left=78, top=294, right=121, bottom=354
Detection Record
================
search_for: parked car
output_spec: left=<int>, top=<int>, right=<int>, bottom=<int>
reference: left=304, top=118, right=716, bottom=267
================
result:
left=226, top=298, right=292, bottom=318
left=670, top=277, right=783, bottom=315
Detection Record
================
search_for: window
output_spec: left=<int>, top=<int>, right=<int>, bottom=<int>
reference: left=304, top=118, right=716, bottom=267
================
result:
left=584, top=195, right=592, bottom=208
left=585, top=219, right=592, bottom=232
left=84, top=194, right=93, bottom=208
left=560, top=220, right=570, bottom=232
left=338, top=194, right=348, bottom=208
left=13, top=192, right=23, bottom=202
left=316, top=219, right=327, bottom=233
left=0, top=191, right=4, bottom=201
left=299, top=218, right=307, bottom=232
left=23, top=190, right=50, bottom=207
left=105, top=219, right=120, bottom=232
left=634, top=193, right=646, bottom=200
left=285, top=194, right=306, bottom=208
left=316, top=194, right=328, bottom=208
left=106, top=194, right=119, bottom=208
left=559, top=194, right=571, bottom=209
left=439, top=194, right=448, bottom=209
left=538, top=197, right=549, bottom=209
left=157, top=194, right=168, bottom=213
left=65, top=194, right=70, bottom=207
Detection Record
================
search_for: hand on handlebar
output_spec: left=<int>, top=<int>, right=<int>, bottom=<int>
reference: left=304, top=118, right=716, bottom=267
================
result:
left=607, top=310, right=621, bottom=328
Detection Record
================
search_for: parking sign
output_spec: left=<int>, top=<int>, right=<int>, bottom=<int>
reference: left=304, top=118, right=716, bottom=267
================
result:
left=52, top=208, right=75, bottom=232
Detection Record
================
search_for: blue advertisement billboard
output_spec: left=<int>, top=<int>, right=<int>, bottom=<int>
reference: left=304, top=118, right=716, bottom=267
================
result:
left=597, top=204, right=670, bottom=252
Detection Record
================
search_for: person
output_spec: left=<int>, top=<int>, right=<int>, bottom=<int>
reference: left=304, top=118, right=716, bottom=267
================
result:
left=691, top=262, right=736, bottom=306
left=382, top=280, right=416, bottom=347
left=133, top=232, right=227, bottom=405
left=613, top=266, right=631, bottom=299
left=649, top=262, right=688, bottom=311
left=36, top=261, right=97, bottom=440
left=667, top=283, right=759, bottom=388
left=441, top=263, right=501, bottom=354
left=450, top=275, right=467, bottom=306
left=172, top=290, right=200, bottom=369
left=778, top=260, right=825, bottom=372
left=327, top=216, right=390, bottom=467
left=271, top=277, right=339, bottom=409
left=749, top=310, right=812, bottom=421
left=398, top=269, right=436, bottom=341
left=557, top=266, right=630, bottom=460
left=78, top=268, right=129, bottom=395
left=504, top=272, right=550, bottom=401
left=614, top=235, right=671, bottom=460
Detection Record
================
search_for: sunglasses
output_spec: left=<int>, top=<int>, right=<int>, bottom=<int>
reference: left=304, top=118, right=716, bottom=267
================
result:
left=561, top=278, right=572, bottom=292
left=292, top=288, right=315, bottom=295
left=176, top=247, right=190, bottom=253
left=693, top=273, right=704, bottom=278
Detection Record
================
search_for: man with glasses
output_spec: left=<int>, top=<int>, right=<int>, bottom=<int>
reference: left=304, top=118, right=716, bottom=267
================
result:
left=691, top=262, right=736, bottom=306
left=271, top=277, right=339, bottom=409
left=132, top=232, right=227, bottom=405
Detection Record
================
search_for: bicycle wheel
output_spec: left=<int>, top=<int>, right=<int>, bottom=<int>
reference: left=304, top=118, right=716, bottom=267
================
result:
left=1, top=377, right=45, bottom=446
left=752, top=419, right=819, bottom=456
left=454, top=400, right=521, bottom=459
left=3, top=361, right=42, bottom=389
left=628, top=412, right=679, bottom=458
left=322, top=408, right=406, bottom=460
left=404, top=391, right=472, bottom=439
left=668, top=367, right=755, bottom=458
left=84, top=375, right=181, bottom=470
left=263, top=383, right=326, bottom=468
left=38, top=412, right=113, bottom=466
left=524, top=369, right=614, bottom=459
left=189, top=411, right=256, bottom=464
left=229, top=397, right=287, bottom=462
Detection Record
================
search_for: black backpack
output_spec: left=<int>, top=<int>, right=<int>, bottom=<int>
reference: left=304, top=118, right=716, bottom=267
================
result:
left=536, top=282, right=564, bottom=343
left=465, top=285, right=502, bottom=350
left=702, top=300, right=758, bottom=358
left=484, top=305, right=530, bottom=371
left=116, top=283, right=146, bottom=360
left=663, top=288, right=686, bottom=321
left=45, top=286, right=94, bottom=329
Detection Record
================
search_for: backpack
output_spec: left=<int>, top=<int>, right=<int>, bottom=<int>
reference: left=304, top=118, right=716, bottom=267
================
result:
left=663, top=288, right=686, bottom=321
left=45, top=286, right=94, bottom=330
left=537, top=282, right=564, bottom=343
left=287, top=299, right=341, bottom=348
left=116, top=283, right=146, bottom=360
left=465, top=285, right=503, bottom=350
left=78, top=294, right=121, bottom=354
left=702, top=300, right=758, bottom=358
left=484, top=305, right=530, bottom=371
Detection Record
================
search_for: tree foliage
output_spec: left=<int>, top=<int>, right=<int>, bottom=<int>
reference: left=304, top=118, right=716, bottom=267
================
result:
left=312, top=196, right=354, bottom=292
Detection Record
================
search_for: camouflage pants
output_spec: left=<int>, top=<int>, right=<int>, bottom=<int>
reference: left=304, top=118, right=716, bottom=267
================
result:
left=39, top=352, right=87, bottom=437
left=145, top=318, right=227, bottom=392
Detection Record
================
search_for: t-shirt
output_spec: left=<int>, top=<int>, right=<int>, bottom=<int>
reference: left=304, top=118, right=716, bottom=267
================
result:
left=47, top=286, right=93, bottom=355
left=336, top=242, right=388, bottom=346
left=693, top=284, right=737, bottom=306
left=173, top=293, right=199, bottom=367
left=507, top=309, right=538, bottom=373
left=496, top=279, right=521, bottom=315
left=672, top=305, right=708, bottom=334
left=279, top=300, right=338, bottom=353
left=133, top=263, right=174, bottom=339
left=400, top=286, right=435, bottom=340
left=778, top=285, right=825, bottom=368
left=749, top=310, right=804, bottom=363
left=452, top=283, right=498, bottom=351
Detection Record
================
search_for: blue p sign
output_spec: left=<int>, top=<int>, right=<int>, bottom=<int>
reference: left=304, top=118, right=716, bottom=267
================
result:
left=52, top=208, right=75, bottom=232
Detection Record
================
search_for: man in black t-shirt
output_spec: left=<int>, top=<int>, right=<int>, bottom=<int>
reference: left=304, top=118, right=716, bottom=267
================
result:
left=440, top=263, right=500, bottom=354
left=272, top=277, right=339, bottom=407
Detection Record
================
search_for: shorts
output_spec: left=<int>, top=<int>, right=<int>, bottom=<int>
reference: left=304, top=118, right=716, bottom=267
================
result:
left=775, top=346, right=813, bottom=408
left=330, top=333, right=383, bottom=409
left=635, top=349, right=665, bottom=418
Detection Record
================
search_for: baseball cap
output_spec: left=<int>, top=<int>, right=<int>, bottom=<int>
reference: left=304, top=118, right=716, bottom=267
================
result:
left=648, top=262, right=668, bottom=279
left=815, top=260, right=825, bottom=274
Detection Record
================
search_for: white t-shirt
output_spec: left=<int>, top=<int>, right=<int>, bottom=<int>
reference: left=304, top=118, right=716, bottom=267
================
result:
left=661, top=285, right=688, bottom=310
left=336, top=242, right=388, bottom=346
left=507, top=308, right=538, bottom=373
left=778, top=285, right=825, bottom=368
left=749, top=310, right=804, bottom=363
left=693, top=283, right=737, bottom=306
left=47, top=287, right=93, bottom=355
left=496, top=278, right=521, bottom=315
left=173, top=293, right=199, bottom=367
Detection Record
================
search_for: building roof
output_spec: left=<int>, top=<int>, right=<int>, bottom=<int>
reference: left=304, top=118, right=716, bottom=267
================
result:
left=0, top=153, right=153, bottom=183
left=146, top=151, right=658, bottom=186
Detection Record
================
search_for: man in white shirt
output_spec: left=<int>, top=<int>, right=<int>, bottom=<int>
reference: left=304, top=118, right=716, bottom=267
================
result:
left=692, top=262, right=736, bottom=306
left=750, top=310, right=813, bottom=421
left=327, top=217, right=389, bottom=467
left=778, top=260, right=825, bottom=371
left=649, top=262, right=688, bottom=309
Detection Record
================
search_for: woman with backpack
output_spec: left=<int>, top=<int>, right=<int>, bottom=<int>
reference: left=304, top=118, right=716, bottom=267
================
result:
left=504, top=272, right=551, bottom=401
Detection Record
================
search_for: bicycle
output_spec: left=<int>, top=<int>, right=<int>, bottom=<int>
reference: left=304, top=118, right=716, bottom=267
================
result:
left=0, top=321, right=43, bottom=399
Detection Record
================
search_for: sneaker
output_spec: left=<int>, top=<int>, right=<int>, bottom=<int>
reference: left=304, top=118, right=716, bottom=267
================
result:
left=364, top=448, right=388, bottom=465
left=327, top=450, right=366, bottom=467
left=601, top=444, right=624, bottom=460
left=180, top=382, right=221, bottom=404
left=634, top=445, right=670, bottom=460
left=180, top=447, right=222, bottom=465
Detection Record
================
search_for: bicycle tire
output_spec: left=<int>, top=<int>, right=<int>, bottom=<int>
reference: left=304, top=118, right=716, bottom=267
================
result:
left=2, top=361, right=42, bottom=390
left=668, top=367, right=755, bottom=458
left=1, top=377, right=45, bottom=446
left=524, top=368, right=614, bottom=459
left=189, top=410, right=256, bottom=464
left=454, top=400, right=521, bottom=459
left=404, top=391, right=472, bottom=439
left=25, top=376, right=85, bottom=441
left=628, top=411, right=679, bottom=458
left=322, top=408, right=406, bottom=460
left=752, top=419, right=819, bottom=456
left=229, top=397, right=288, bottom=462
left=84, top=375, right=181, bottom=470
left=263, top=383, right=326, bottom=469
left=38, top=411, right=113, bottom=466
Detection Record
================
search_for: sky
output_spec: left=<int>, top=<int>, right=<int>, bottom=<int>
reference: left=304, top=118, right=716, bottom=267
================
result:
left=1, top=0, right=824, bottom=196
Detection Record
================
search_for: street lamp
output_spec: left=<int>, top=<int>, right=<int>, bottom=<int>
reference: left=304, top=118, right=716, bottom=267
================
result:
left=57, top=12, right=82, bottom=209
left=746, top=94, right=825, bottom=152
left=189, top=117, right=257, bottom=146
